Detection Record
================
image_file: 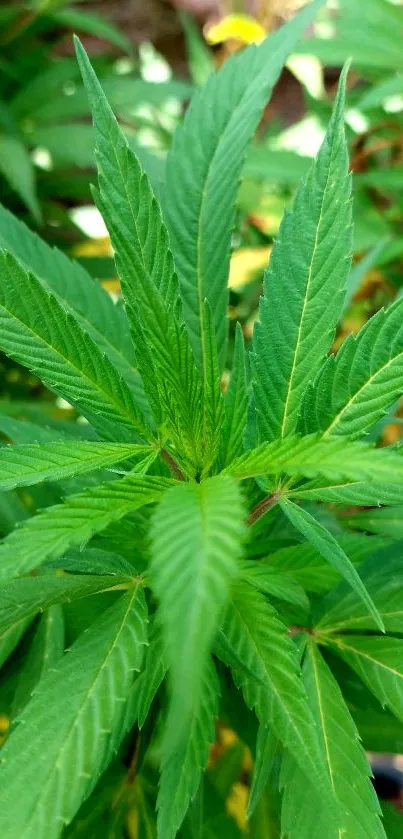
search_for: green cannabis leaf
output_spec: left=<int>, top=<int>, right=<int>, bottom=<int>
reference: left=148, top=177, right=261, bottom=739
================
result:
left=0, top=203, right=149, bottom=419
left=0, top=588, right=147, bottom=839
left=150, top=475, right=246, bottom=749
left=0, top=442, right=151, bottom=490
left=0, top=9, right=402, bottom=838
left=281, top=642, right=386, bottom=839
left=301, top=297, right=403, bottom=439
left=279, top=497, right=384, bottom=631
left=0, top=469, right=171, bottom=580
left=163, top=0, right=326, bottom=375
left=0, top=250, right=150, bottom=443
left=252, top=62, right=351, bottom=443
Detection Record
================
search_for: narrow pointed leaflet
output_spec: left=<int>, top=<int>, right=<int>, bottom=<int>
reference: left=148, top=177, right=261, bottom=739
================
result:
left=0, top=202, right=149, bottom=420
left=219, top=322, right=249, bottom=469
left=0, top=442, right=151, bottom=490
left=0, top=587, right=148, bottom=839
left=0, top=573, right=134, bottom=635
left=279, top=498, right=384, bottom=631
left=220, top=581, right=335, bottom=810
left=224, top=433, right=403, bottom=489
left=0, top=469, right=172, bottom=580
left=330, top=635, right=403, bottom=724
left=252, top=63, right=351, bottom=442
left=157, top=658, right=219, bottom=839
left=301, top=297, right=403, bottom=439
left=150, top=476, right=246, bottom=751
left=75, top=39, right=203, bottom=470
left=0, top=250, right=150, bottom=443
left=163, top=0, right=326, bottom=377
left=281, top=643, right=386, bottom=839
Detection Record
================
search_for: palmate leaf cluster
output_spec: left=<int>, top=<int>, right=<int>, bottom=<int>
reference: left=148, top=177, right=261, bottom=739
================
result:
left=0, top=2, right=403, bottom=837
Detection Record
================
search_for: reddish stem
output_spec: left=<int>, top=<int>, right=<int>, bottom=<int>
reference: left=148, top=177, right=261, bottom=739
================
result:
left=161, top=449, right=185, bottom=481
left=247, top=492, right=280, bottom=526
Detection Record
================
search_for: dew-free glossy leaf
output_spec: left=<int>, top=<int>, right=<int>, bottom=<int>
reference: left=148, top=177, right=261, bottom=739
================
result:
left=11, top=606, right=64, bottom=718
left=0, top=203, right=149, bottom=420
left=220, top=581, right=332, bottom=804
left=125, top=618, right=167, bottom=730
left=75, top=40, right=203, bottom=467
left=219, top=323, right=249, bottom=469
left=0, top=574, right=133, bottom=635
left=238, top=560, right=309, bottom=609
left=315, top=542, right=403, bottom=633
left=224, top=433, right=403, bottom=488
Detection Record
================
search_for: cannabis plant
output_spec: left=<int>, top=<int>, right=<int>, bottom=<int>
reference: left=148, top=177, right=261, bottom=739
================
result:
left=0, top=2, right=403, bottom=837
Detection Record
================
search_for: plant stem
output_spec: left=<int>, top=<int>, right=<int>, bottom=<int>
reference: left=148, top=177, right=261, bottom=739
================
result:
left=161, top=448, right=185, bottom=481
left=248, top=492, right=280, bottom=526
left=127, top=736, right=141, bottom=785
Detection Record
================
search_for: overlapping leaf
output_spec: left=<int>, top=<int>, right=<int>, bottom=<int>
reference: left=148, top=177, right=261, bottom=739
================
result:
left=248, top=725, right=278, bottom=817
left=346, top=506, right=403, bottom=538
left=11, top=606, right=64, bottom=718
left=301, top=298, right=403, bottom=439
left=219, top=323, right=249, bottom=469
left=279, top=498, right=383, bottom=630
left=0, top=203, right=149, bottom=418
left=0, top=250, right=150, bottom=442
left=150, top=475, right=246, bottom=749
left=0, top=573, right=133, bottom=635
left=125, top=617, right=167, bottom=730
left=224, top=433, right=403, bottom=489
left=47, top=547, right=134, bottom=577
left=289, top=477, right=403, bottom=506
left=201, top=300, right=224, bottom=471
left=163, top=0, right=326, bottom=374
left=157, top=658, right=219, bottom=839
left=252, top=63, right=351, bottom=442
left=0, top=469, right=172, bottom=580
left=267, top=534, right=385, bottom=594
left=0, top=136, right=40, bottom=221
left=0, top=442, right=150, bottom=490
left=0, top=415, right=81, bottom=444
left=0, top=587, right=147, bottom=839
left=281, top=644, right=385, bottom=839
left=238, top=560, right=309, bottom=609
left=220, top=581, right=332, bottom=804
left=315, top=541, right=403, bottom=633
left=75, top=40, right=203, bottom=468
left=0, top=617, right=32, bottom=669
left=331, top=636, right=403, bottom=723
left=323, top=578, right=403, bottom=637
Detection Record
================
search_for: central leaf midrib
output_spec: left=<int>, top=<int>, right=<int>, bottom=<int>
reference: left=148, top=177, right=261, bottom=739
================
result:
left=0, top=299, right=144, bottom=435
left=19, top=587, right=138, bottom=839
left=281, top=163, right=332, bottom=438
left=324, top=350, right=403, bottom=436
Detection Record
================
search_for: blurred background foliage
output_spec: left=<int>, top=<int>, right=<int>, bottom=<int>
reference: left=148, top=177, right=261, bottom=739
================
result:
left=1, top=1, right=403, bottom=834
